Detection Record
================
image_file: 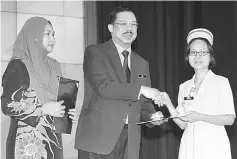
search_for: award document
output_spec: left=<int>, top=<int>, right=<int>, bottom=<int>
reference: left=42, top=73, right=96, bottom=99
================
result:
left=53, top=76, right=79, bottom=134
left=136, top=115, right=184, bottom=125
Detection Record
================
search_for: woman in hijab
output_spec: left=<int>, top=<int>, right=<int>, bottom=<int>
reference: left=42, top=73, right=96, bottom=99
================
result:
left=1, top=17, right=78, bottom=159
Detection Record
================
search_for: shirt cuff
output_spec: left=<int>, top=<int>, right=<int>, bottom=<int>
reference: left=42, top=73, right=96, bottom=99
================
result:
left=138, top=86, right=142, bottom=100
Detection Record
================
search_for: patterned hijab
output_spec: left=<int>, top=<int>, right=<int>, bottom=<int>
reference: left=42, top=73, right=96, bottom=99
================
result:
left=10, top=17, right=62, bottom=103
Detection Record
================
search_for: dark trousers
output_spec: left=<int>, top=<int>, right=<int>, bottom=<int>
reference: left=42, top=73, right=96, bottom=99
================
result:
left=78, top=125, right=128, bottom=159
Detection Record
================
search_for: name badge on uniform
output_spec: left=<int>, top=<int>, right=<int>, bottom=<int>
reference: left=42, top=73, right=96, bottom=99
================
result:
left=184, top=87, right=195, bottom=100
left=184, top=96, right=194, bottom=100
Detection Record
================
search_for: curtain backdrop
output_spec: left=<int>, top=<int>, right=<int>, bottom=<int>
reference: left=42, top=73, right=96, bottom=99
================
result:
left=96, top=1, right=237, bottom=159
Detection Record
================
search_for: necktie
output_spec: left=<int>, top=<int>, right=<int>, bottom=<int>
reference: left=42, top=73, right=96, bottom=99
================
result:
left=122, top=50, right=131, bottom=83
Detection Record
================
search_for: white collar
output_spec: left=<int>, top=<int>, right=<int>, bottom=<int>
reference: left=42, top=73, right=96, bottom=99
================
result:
left=112, top=39, right=131, bottom=56
left=191, top=70, right=214, bottom=86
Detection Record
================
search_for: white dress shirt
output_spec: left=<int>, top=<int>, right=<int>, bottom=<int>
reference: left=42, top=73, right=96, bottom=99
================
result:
left=113, top=40, right=131, bottom=124
left=113, top=41, right=131, bottom=69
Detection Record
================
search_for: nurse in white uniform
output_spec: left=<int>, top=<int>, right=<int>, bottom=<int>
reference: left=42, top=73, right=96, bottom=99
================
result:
left=161, top=28, right=236, bottom=159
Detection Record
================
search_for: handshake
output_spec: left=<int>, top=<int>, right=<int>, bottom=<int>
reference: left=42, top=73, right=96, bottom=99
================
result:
left=139, top=85, right=173, bottom=126
left=139, top=85, right=171, bottom=107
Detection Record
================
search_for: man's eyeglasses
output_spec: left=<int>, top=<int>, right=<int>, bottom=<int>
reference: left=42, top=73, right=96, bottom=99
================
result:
left=189, top=50, right=209, bottom=56
left=113, top=22, right=138, bottom=28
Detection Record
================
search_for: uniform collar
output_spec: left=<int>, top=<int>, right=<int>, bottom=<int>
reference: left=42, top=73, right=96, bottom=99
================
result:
left=191, top=70, right=214, bottom=86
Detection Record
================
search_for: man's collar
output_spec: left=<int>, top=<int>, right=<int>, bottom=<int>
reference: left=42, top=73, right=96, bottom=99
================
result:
left=112, top=39, right=131, bottom=55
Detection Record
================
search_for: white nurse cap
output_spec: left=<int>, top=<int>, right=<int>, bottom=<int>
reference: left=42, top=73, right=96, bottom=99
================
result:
left=187, top=28, right=214, bottom=45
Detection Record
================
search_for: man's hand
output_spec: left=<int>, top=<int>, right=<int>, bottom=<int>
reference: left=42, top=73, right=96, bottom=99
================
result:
left=139, top=86, right=164, bottom=106
left=150, top=111, right=167, bottom=125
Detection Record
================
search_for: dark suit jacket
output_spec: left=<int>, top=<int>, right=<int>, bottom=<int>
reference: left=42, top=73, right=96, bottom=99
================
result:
left=75, top=40, right=156, bottom=159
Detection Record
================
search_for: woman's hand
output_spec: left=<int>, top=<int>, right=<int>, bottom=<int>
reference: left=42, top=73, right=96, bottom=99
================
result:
left=160, top=92, right=179, bottom=117
left=179, top=111, right=202, bottom=123
left=68, top=108, right=79, bottom=123
left=160, top=92, right=172, bottom=107
left=42, top=100, right=65, bottom=117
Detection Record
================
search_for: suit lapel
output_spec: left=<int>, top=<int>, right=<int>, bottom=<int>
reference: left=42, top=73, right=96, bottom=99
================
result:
left=107, top=40, right=127, bottom=83
left=130, top=51, right=138, bottom=83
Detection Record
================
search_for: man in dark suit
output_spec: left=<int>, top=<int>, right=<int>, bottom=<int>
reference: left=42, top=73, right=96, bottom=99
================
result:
left=75, top=6, right=165, bottom=159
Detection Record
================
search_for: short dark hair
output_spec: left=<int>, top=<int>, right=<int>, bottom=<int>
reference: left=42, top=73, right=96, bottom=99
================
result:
left=109, top=6, right=134, bottom=24
left=185, top=38, right=216, bottom=69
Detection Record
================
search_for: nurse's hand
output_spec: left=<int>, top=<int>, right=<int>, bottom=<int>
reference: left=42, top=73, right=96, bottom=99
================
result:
left=179, top=111, right=201, bottom=123
left=160, top=92, right=172, bottom=107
